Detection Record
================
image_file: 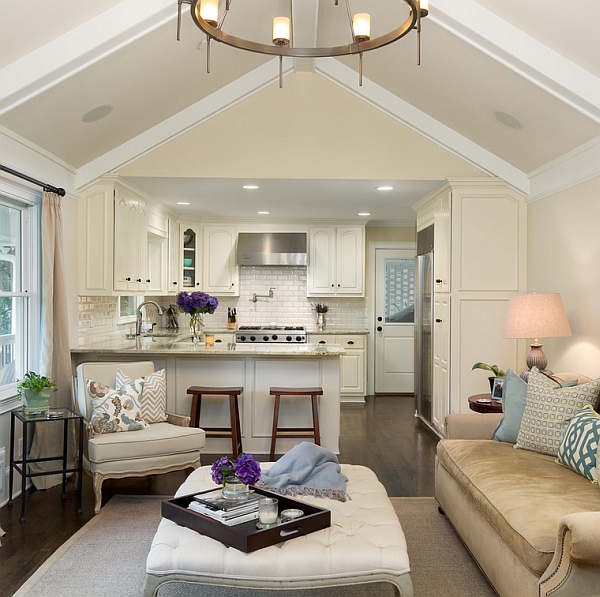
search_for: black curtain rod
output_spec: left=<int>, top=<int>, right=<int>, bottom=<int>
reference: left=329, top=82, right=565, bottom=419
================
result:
left=0, top=163, right=66, bottom=197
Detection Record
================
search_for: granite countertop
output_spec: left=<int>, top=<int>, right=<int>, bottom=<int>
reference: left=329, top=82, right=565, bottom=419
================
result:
left=72, top=333, right=345, bottom=356
left=306, top=330, right=369, bottom=335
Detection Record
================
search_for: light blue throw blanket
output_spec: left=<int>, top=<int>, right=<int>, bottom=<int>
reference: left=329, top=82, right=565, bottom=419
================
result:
left=258, top=442, right=350, bottom=502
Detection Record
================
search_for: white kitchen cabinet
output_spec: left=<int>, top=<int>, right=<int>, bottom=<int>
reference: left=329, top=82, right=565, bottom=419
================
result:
left=168, top=218, right=181, bottom=294
left=307, top=226, right=364, bottom=297
left=202, top=225, right=239, bottom=296
left=309, top=334, right=366, bottom=402
left=147, top=234, right=168, bottom=295
left=413, top=179, right=526, bottom=430
left=180, top=223, right=201, bottom=291
left=432, top=296, right=450, bottom=433
left=78, top=180, right=149, bottom=296
left=113, top=188, right=149, bottom=293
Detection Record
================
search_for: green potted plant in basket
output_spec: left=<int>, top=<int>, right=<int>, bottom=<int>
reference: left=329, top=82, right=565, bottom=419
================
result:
left=17, top=372, right=57, bottom=414
left=471, top=362, right=506, bottom=395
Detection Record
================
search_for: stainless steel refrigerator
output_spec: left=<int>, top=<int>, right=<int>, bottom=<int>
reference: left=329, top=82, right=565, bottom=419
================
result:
left=415, top=225, right=434, bottom=426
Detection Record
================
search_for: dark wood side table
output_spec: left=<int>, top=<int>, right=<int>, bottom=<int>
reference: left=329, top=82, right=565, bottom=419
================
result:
left=468, top=394, right=503, bottom=414
left=8, top=407, right=83, bottom=522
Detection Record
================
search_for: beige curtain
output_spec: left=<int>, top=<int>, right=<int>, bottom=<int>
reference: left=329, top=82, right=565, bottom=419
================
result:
left=28, top=191, right=75, bottom=489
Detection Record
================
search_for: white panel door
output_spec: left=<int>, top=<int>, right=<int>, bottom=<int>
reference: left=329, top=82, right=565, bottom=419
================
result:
left=375, top=248, right=415, bottom=393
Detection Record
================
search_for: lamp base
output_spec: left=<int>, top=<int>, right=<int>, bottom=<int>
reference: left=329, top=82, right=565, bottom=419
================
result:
left=520, top=343, right=551, bottom=382
left=519, top=368, right=554, bottom=382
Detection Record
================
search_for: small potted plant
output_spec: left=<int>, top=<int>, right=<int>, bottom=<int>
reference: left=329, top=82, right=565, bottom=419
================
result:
left=471, top=362, right=506, bottom=394
left=17, top=372, right=57, bottom=414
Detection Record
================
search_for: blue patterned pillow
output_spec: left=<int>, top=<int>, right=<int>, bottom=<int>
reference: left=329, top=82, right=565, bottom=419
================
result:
left=556, top=404, right=600, bottom=482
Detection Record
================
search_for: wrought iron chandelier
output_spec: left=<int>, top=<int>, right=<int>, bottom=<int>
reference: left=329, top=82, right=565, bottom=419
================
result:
left=176, top=0, right=429, bottom=87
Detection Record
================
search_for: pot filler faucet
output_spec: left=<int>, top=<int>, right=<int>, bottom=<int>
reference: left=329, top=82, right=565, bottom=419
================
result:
left=136, top=301, right=164, bottom=335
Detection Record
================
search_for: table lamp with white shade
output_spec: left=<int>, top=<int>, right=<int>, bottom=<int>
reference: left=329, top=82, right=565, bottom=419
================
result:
left=503, top=293, right=572, bottom=380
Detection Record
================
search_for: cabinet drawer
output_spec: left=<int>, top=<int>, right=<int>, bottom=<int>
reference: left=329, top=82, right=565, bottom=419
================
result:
left=339, top=335, right=364, bottom=349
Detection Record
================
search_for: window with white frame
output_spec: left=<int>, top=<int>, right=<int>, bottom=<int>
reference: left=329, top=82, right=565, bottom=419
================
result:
left=0, top=191, right=40, bottom=404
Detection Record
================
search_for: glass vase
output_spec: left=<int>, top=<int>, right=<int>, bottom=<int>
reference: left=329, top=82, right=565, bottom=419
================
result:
left=189, top=313, right=205, bottom=344
left=317, top=312, right=325, bottom=331
left=221, top=474, right=250, bottom=500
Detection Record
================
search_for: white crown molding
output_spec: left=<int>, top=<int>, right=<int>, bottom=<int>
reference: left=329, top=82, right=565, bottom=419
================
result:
left=527, top=135, right=600, bottom=203
left=76, top=59, right=294, bottom=189
left=430, top=0, right=600, bottom=123
left=0, top=0, right=175, bottom=116
left=316, top=59, right=529, bottom=194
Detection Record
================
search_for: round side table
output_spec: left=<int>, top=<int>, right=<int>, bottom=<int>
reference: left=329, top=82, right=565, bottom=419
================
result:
left=468, top=394, right=503, bottom=414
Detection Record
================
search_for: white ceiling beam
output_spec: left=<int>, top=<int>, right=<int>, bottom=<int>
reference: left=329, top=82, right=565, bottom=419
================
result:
left=430, top=0, right=600, bottom=123
left=76, top=58, right=294, bottom=189
left=0, top=0, right=176, bottom=116
left=317, top=58, right=529, bottom=194
left=291, top=0, right=319, bottom=73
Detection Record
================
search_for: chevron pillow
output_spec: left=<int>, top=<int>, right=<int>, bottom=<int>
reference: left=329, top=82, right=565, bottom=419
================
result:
left=556, top=404, right=600, bottom=482
left=116, top=368, right=168, bottom=424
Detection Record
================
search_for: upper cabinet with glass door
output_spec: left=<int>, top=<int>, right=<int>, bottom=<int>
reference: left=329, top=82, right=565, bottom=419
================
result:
left=181, top=224, right=201, bottom=290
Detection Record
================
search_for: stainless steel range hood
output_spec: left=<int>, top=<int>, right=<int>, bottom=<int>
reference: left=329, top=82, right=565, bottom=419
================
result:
left=237, top=232, right=307, bottom=266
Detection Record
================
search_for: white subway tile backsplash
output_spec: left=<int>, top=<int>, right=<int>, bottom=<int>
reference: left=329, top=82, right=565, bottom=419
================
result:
left=78, top=266, right=368, bottom=340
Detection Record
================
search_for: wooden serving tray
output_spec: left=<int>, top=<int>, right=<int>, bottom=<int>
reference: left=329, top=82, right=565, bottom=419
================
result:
left=162, top=486, right=331, bottom=553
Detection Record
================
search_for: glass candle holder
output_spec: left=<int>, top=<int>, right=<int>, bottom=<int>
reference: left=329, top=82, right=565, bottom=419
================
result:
left=257, top=497, right=278, bottom=528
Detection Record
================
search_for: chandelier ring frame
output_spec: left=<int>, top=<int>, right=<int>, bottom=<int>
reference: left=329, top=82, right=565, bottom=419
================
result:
left=189, top=0, right=420, bottom=58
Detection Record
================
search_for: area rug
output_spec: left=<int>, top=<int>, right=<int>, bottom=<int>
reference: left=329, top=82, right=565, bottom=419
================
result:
left=12, top=495, right=497, bottom=597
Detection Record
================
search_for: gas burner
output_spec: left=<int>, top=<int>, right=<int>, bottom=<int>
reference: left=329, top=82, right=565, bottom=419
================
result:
left=235, top=325, right=306, bottom=344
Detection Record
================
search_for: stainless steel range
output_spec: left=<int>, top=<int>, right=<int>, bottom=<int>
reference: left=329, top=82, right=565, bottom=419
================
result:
left=236, top=326, right=307, bottom=343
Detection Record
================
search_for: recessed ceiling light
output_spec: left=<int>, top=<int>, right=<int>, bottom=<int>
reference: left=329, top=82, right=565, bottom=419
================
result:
left=81, top=104, right=113, bottom=123
left=376, top=186, right=393, bottom=191
left=243, top=185, right=259, bottom=190
left=358, top=212, right=371, bottom=216
left=176, top=202, right=190, bottom=205
left=257, top=211, right=270, bottom=215
left=493, top=111, right=523, bottom=130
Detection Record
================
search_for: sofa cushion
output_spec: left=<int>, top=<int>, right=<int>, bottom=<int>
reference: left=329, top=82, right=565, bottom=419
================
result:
left=116, top=368, right=168, bottom=424
left=87, top=378, right=145, bottom=434
left=557, top=404, right=600, bottom=482
left=516, top=367, right=600, bottom=456
left=492, top=369, right=527, bottom=443
left=437, top=439, right=600, bottom=576
left=88, top=422, right=204, bottom=463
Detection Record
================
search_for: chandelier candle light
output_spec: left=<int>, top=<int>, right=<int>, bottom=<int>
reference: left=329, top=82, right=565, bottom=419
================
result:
left=177, top=291, right=219, bottom=343
left=176, top=0, right=429, bottom=87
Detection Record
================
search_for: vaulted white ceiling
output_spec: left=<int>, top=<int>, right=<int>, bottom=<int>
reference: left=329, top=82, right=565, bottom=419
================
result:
left=0, top=0, right=599, bottom=222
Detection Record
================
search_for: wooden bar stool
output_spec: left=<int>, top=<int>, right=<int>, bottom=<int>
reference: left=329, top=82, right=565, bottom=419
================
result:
left=187, top=386, right=243, bottom=458
left=269, top=386, right=322, bottom=460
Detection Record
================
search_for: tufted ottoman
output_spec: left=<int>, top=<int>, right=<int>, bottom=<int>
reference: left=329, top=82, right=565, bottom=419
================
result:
left=144, top=464, right=413, bottom=597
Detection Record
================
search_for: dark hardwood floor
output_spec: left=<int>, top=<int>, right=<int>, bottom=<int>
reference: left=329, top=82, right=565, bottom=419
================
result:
left=0, top=395, right=438, bottom=595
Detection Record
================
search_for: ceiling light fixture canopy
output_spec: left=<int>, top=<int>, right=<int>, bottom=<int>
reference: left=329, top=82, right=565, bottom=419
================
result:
left=177, top=0, right=428, bottom=88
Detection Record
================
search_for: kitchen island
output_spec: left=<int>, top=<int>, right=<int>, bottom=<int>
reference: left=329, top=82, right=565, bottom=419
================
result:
left=71, top=335, right=344, bottom=455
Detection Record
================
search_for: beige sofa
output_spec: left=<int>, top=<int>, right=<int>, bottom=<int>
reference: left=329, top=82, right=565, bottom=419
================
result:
left=436, top=410, right=600, bottom=597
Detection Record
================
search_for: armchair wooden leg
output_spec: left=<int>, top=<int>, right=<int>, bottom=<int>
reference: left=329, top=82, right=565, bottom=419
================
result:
left=92, top=474, right=104, bottom=515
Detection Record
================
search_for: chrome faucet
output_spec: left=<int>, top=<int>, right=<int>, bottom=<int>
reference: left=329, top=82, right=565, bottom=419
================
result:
left=136, top=301, right=164, bottom=335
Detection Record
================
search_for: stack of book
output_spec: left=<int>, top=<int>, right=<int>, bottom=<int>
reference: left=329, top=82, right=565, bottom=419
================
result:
left=187, top=489, right=261, bottom=526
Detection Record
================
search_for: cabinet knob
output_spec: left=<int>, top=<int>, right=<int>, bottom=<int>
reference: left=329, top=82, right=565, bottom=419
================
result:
left=173, top=282, right=178, bottom=285
left=137, top=279, right=142, bottom=283
left=436, top=318, right=442, bottom=323
left=125, top=277, right=131, bottom=282
left=377, top=316, right=382, bottom=322
left=377, top=326, right=382, bottom=332
left=196, top=282, right=200, bottom=286
left=436, top=279, right=443, bottom=284
left=347, top=340, right=354, bottom=345
left=146, top=279, right=151, bottom=283
left=319, top=341, right=326, bottom=344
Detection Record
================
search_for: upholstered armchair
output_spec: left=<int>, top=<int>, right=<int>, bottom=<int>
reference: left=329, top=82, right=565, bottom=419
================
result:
left=73, top=361, right=205, bottom=514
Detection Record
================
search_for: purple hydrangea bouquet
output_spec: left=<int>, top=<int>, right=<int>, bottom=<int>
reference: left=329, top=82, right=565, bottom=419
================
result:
left=211, top=453, right=262, bottom=499
left=176, top=291, right=219, bottom=342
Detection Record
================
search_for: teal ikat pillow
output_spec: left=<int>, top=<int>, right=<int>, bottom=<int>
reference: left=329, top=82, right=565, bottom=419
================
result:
left=556, top=404, right=600, bottom=482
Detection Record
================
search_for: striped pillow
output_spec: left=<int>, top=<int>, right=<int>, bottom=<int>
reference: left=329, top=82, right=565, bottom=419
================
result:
left=116, top=368, right=168, bottom=424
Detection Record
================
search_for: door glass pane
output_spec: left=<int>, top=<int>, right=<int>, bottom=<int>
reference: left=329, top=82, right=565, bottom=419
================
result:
left=385, top=258, right=415, bottom=323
